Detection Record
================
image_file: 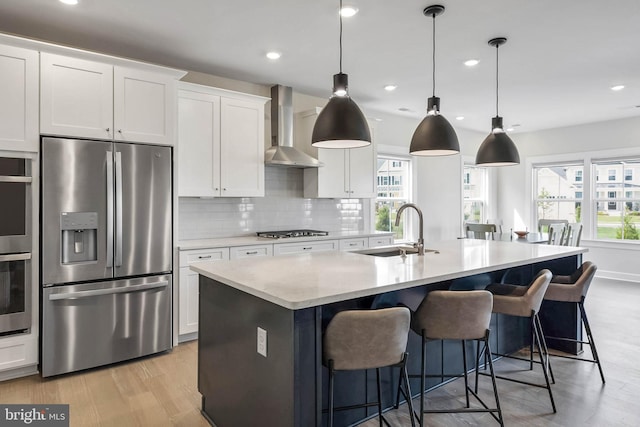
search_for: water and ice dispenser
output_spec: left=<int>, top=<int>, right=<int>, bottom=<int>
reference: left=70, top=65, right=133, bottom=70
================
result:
left=60, top=212, right=98, bottom=264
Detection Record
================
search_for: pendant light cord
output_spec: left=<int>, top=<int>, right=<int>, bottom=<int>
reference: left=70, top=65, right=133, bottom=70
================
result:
left=432, top=12, right=436, bottom=97
left=495, top=43, right=500, bottom=116
left=339, top=0, right=343, bottom=73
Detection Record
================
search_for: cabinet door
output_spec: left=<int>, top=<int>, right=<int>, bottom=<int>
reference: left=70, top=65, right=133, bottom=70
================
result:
left=315, top=148, right=348, bottom=198
left=113, top=66, right=175, bottom=145
left=178, top=90, right=221, bottom=197
left=179, top=266, right=200, bottom=336
left=0, top=45, right=38, bottom=152
left=219, top=97, right=265, bottom=197
left=40, top=53, right=113, bottom=139
left=348, top=143, right=376, bottom=198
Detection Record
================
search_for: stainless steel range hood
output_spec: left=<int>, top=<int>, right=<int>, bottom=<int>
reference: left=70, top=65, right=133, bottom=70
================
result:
left=265, top=85, right=322, bottom=168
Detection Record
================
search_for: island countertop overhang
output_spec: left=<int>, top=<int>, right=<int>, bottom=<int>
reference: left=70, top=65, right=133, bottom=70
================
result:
left=189, top=239, right=587, bottom=310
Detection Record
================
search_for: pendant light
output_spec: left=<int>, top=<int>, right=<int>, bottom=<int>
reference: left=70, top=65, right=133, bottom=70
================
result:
left=312, top=0, right=371, bottom=149
left=409, top=5, right=459, bottom=156
left=475, top=37, right=520, bottom=166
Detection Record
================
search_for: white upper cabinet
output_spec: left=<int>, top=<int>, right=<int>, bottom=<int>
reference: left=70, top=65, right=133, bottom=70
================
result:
left=177, top=82, right=268, bottom=197
left=41, top=52, right=180, bottom=145
left=298, top=108, right=377, bottom=198
left=0, top=44, right=39, bottom=152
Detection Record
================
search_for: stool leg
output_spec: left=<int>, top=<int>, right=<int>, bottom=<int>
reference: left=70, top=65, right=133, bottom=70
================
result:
left=328, top=360, right=335, bottom=427
left=474, top=339, right=483, bottom=394
left=376, top=368, right=383, bottom=427
left=401, top=354, right=417, bottom=427
left=579, top=300, right=605, bottom=384
left=485, top=335, right=504, bottom=427
left=462, top=340, right=470, bottom=408
left=420, top=331, right=426, bottom=427
left=534, top=313, right=555, bottom=384
left=532, top=315, right=556, bottom=413
left=530, top=316, right=535, bottom=370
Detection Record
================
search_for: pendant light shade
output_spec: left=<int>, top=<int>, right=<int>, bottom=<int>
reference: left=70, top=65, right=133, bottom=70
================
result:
left=476, top=37, right=520, bottom=166
left=410, top=5, right=460, bottom=157
left=312, top=0, right=371, bottom=149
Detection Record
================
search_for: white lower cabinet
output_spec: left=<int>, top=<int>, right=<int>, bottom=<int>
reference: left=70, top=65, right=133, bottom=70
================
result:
left=273, top=240, right=339, bottom=256
left=178, top=248, right=229, bottom=339
left=339, top=238, right=369, bottom=251
left=369, top=236, right=394, bottom=247
left=0, top=334, right=38, bottom=380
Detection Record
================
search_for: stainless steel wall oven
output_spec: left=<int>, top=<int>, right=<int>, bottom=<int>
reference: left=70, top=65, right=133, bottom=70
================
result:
left=0, top=157, right=32, bottom=335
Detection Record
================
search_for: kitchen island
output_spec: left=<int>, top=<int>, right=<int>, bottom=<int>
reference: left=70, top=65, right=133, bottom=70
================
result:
left=191, top=239, right=586, bottom=427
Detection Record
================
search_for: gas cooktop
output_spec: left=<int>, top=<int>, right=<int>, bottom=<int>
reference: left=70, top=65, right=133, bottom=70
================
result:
left=256, top=230, right=329, bottom=239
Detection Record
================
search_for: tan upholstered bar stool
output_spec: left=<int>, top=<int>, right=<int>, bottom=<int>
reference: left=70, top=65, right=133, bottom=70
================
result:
left=323, top=307, right=415, bottom=427
left=408, top=290, right=503, bottom=427
left=544, top=261, right=605, bottom=383
left=482, top=270, right=556, bottom=413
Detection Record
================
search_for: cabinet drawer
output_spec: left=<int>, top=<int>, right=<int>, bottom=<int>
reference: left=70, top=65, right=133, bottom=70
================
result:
left=369, top=236, right=394, bottom=247
left=273, top=240, right=339, bottom=256
left=179, top=247, right=230, bottom=267
left=230, top=244, right=273, bottom=259
left=339, top=238, right=368, bottom=251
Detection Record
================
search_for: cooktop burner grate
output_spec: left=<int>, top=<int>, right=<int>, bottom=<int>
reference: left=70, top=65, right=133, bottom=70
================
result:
left=256, top=229, right=329, bottom=239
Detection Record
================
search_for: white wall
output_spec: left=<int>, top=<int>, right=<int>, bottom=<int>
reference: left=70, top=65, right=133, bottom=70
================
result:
left=496, top=116, right=640, bottom=281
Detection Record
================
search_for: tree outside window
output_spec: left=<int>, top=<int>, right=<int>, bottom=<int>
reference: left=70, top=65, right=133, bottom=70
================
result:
left=376, top=156, right=410, bottom=240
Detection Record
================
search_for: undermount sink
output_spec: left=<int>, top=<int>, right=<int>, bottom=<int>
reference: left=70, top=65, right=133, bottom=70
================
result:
left=356, top=245, right=439, bottom=257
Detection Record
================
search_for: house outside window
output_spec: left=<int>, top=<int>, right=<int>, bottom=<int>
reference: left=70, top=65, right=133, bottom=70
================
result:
left=375, top=156, right=411, bottom=240
left=593, top=159, right=640, bottom=240
left=463, top=165, right=488, bottom=223
left=533, top=164, right=583, bottom=224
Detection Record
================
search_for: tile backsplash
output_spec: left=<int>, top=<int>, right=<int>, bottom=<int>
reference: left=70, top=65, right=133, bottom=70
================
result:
left=178, top=167, right=370, bottom=240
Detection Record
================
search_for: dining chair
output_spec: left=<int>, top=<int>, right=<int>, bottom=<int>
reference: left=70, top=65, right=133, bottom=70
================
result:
left=547, top=224, right=566, bottom=245
left=537, top=219, right=568, bottom=233
left=563, top=223, right=583, bottom=246
left=466, top=223, right=497, bottom=240
left=486, top=219, right=503, bottom=234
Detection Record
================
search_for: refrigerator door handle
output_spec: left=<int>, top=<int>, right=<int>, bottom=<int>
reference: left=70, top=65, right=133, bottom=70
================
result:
left=106, top=151, right=114, bottom=268
left=115, top=151, right=123, bottom=267
left=48, top=281, right=169, bottom=301
left=0, top=252, right=31, bottom=262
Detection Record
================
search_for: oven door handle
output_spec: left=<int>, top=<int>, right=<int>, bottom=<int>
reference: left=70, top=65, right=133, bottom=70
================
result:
left=0, top=252, right=31, bottom=262
left=0, top=176, right=32, bottom=183
left=48, top=281, right=169, bottom=301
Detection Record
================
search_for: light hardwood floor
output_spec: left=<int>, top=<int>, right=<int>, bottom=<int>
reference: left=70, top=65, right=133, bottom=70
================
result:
left=0, top=277, right=638, bottom=426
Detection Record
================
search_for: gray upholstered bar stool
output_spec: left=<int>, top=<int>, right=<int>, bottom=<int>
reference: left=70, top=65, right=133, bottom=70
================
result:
left=544, top=261, right=605, bottom=383
left=408, top=290, right=503, bottom=427
left=323, top=307, right=415, bottom=427
left=481, top=269, right=556, bottom=413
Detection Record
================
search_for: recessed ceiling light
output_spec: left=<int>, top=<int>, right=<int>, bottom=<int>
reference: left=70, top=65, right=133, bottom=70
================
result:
left=59, top=0, right=78, bottom=4
left=455, top=116, right=464, bottom=121
left=384, top=85, right=397, bottom=91
left=266, top=52, right=281, bottom=60
left=340, top=6, right=359, bottom=17
left=611, top=85, right=625, bottom=91
left=464, top=59, right=479, bottom=67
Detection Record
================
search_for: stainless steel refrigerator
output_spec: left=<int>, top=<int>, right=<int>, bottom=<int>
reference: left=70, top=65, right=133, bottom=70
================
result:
left=40, top=137, right=172, bottom=377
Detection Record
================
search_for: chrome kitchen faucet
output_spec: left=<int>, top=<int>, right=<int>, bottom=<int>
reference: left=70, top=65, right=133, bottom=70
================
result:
left=395, top=203, right=425, bottom=256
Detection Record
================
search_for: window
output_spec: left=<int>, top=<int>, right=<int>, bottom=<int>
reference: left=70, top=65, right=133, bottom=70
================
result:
left=375, top=156, right=411, bottom=240
left=593, top=159, right=640, bottom=240
left=463, top=165, right=488, bottom=224
left=533, top=163, right=583, bottom=224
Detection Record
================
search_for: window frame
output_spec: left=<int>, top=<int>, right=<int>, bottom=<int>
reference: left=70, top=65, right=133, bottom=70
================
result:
left=374, top=153, right=413, bottom=242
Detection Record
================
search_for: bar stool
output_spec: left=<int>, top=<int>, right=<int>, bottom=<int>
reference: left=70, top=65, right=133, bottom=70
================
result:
left=544, top=261, right=605, bottom=383
left=481, top=269, right=556, bottom=412
left=408, top=290, right=503, bottom=426
left=323, top=307, right=415, bottom=427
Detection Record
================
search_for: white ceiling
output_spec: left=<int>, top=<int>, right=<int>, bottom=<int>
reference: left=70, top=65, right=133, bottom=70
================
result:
left=1, top=0, right=639, bottom=134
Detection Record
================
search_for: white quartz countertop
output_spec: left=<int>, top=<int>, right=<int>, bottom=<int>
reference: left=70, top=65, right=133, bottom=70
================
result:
left=178, top=231, right=393, bottom=250
left=189, top=239, right=587, bottom=310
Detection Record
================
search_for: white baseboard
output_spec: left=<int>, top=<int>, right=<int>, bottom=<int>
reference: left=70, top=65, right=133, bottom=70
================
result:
left=596, top=270, right=640, bottom=283
left=0, top=364, right=38, bottom=382
left=178, top=332, right=198, bottom=343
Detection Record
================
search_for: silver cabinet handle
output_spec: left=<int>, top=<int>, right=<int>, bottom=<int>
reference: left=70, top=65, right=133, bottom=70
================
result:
left=303, top=247, right=312, bottom=250
left=49, top=281, right=169, bottom=301
left=349, top=243, right=357, bottom=246
left=0, top=252, right=31, bottom=262
left=245, top=251, right=258, bottom=255
left=0, top=176, right=32, bottom=183
left=198, top=255, right=212, bottom=259
left=118, top=129, right=122, bottom=133
left=115, top=151, right=123, bottom=267
left=106, top=127, right=110, bottom=132
left=106, top=151, right=114, bottom=268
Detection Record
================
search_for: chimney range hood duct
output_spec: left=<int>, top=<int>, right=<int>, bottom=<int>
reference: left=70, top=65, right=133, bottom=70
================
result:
left=265, top=85, right=322, bottom=168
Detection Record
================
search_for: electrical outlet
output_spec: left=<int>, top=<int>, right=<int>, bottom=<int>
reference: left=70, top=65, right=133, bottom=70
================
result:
left=257, top=327, right=267, bottom=357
